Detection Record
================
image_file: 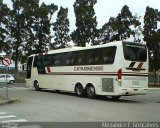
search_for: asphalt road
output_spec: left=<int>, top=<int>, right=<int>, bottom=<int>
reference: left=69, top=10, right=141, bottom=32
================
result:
left=0, top=83, right=160, bottom=124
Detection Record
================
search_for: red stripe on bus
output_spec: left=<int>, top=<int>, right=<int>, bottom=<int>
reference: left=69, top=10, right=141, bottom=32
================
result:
left=47, top=67, right=51, bottom=73
left=137, top=62, right=143, bottom=69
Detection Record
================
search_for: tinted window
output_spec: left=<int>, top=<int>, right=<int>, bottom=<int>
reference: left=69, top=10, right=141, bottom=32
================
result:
left=33, top=56, right=38, bottom=67
left=44, top=55, right=51, bottom=67
left=54, top=54, right=62, bottom=66
left=86, top=49, right=100, bottom=65
left=33, top=55, right=45, bottom=67
left=27, top=56, right=33, bottom=78
left=74, top=51, right=85, bottom=65
left=32, top=46, right=116, bottom=67
left=123, top=42, right=147, bottom=62
left=101, top=46, right=116, bottom=64
left=62, top=52, right=74, bottom=66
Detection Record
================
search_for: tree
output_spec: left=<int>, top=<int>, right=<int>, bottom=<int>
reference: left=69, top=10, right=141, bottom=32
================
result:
left=131, top=14, right=142, bottom=42
left=0, top=0, right=10, bottom=53
left=116, top=5, right=133, bottom=40
left=20, top=0, right=40, bottom=62
left=99, top=17, right=118, bottom=43
left=99, top=5, right=141, bottom=43
left=143, top=6, right=160, bottom=71
left=7, top=0, right=57, bottom=68
left=52, top=7, right=70, bottom=49
left=9, top=0, right=27, bottom=69
left=71, top=0, right=98, bottom=47
left=34, top=2, right=58, bottom=53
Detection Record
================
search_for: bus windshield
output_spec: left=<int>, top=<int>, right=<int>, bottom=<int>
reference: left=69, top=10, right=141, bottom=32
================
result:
left=123, top=42, right=147, bottom=62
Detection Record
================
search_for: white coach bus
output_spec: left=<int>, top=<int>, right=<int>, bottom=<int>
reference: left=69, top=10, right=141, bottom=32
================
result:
left=26, top=41, right=148, bottom=99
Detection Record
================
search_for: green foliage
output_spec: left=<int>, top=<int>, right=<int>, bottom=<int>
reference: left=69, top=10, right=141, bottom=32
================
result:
left=52, top=7, right=70, bottom=49
left=71, top=0, right=98, bottom=47
left=131, top=14, right=142, bottom=42
left=7, top=0, right=57, bottom=67
left=99, top=17, right=118, bottom=43
left=99, top=5, right=141, bottom=43
left=33, top=2, right=58, bottom=54
left=116, top=5, right=133, bottom=40
left=0, top=0, right=10, bottom=53
left=143, top=6, right=160, bottom=71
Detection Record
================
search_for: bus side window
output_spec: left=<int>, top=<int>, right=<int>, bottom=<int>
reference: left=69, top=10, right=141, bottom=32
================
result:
left=54, top=54, right=61, bottom=66
left=101, top=47, right=116, bottom=64
left=44, top=55, right=51, bottom=67
left=74, top=51, right=84, bottom=65
left=94, top=49, right=100, bottom=65
left=86, top=49, right=94, bottom=65
left=78, top=51, right=85, bottom=65
left=62, top=53, right=67, bottom=66
left=63, top=52, right=72, bottom=66
left=50, top=55, right=55, bottom=66
left=72, top=52, right=77, bottom=65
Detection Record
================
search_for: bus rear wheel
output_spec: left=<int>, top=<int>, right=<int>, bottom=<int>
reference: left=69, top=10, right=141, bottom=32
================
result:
left=86, top=85, right=95, bottom=99
left=111, top=96, right=121, bottom=100
left=75, top=84, right=85, bottom=97
left=34, top=81, right=41, bottom=91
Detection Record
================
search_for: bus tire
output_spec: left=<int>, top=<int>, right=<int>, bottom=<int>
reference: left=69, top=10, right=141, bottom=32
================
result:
left=75, top=84, right=85, bottom=97
left=86, top=84, right=95, bottom=99
left=111, top=96, right=121, bottom=100
left=34, top=81, right=41, bottom=91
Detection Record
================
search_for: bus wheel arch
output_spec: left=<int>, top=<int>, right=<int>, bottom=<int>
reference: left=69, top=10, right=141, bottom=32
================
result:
left=34, top=80, right=41, bottom=91
left=111, top=96, right=121, bottom=100
left=75, top=83, right=85, bottom=97
left=86, top=83, right=96, bottom=99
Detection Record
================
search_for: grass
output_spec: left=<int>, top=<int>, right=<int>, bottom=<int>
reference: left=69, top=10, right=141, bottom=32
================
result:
left=0, top=95, right=20, bottom=105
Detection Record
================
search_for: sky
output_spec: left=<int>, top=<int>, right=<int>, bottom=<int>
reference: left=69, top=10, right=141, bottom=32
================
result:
left=3, top=0, right=160, bottom=32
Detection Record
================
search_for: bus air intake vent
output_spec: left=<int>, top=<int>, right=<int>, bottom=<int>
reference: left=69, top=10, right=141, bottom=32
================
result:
left=102, top=78, right=114, bottom=92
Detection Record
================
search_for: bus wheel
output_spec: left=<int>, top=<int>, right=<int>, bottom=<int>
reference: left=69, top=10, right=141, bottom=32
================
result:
left=75, top=84, right=85, bottom=97
left=86, top=85, right=95, bottom=99
left=34, top=81, right=41, bottom=91
left=111, top=96, right=121, bottom=100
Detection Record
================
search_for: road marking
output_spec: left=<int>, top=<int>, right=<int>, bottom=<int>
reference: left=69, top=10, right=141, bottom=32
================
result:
left=0, top=112, right=28, bottom=123
left=0, top=112, right=7, bottom=115
left=1, top=87, right=29, bottom=90
left=18, top=125, right=42, bottom=128
left=0, top=115, right=16, bottom=119
left=0, top=119, right=27, bottom=123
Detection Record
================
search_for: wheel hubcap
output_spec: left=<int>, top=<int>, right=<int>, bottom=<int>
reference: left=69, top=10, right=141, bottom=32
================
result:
left=88, top=87, right=95, bottom=96
left=77, top=86, right=83, bottom=95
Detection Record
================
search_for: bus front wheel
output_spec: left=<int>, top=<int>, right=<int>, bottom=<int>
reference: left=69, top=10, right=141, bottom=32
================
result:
left=34, top=81, right=41, bottom=91
left=75, top=84, right=85, bottom=97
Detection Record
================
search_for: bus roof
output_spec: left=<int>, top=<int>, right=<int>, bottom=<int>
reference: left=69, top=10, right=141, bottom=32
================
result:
left=28, top=41, right=146, bottom=57
left=48, top=41, right=122, bottom=54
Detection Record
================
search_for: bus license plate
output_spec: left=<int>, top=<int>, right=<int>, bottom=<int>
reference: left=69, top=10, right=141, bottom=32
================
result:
left=132, top=81, right=140, bottom=86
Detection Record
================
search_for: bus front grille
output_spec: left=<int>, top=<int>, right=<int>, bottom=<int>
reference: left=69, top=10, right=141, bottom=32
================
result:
left=102, top=78, right=114, bottom=92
